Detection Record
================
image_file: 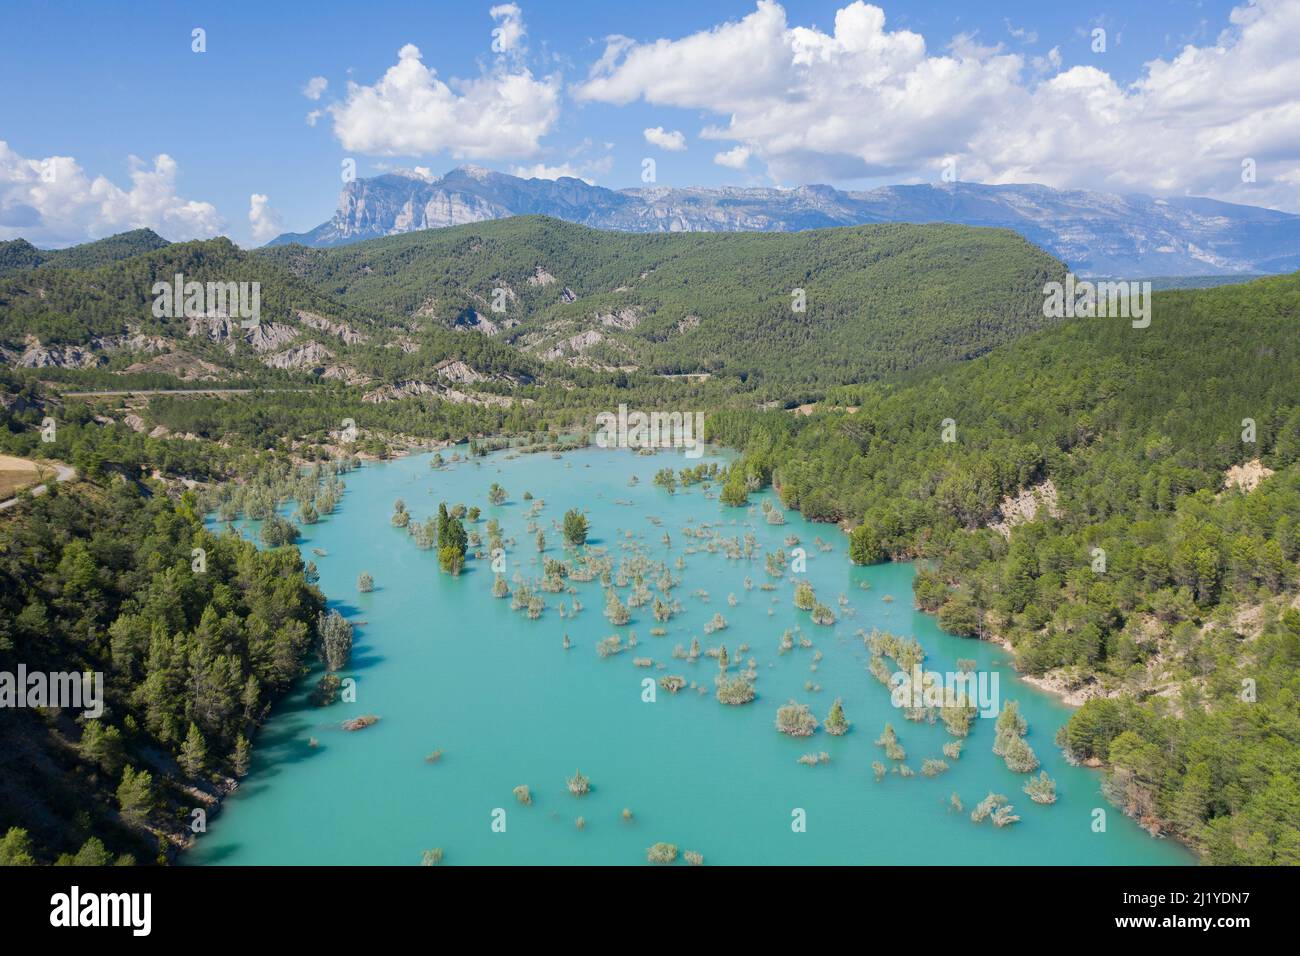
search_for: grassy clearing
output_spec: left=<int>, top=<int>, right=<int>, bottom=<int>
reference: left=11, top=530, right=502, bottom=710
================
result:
left=0, top=455, right=52, bottom=498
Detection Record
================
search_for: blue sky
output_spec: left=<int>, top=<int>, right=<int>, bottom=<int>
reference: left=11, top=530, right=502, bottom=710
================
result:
left=2, top=0, right=1295, bottom=246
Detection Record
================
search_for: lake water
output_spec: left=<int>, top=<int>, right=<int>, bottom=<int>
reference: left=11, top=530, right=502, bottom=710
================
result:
left=193, top=445, right=1193, bottom=866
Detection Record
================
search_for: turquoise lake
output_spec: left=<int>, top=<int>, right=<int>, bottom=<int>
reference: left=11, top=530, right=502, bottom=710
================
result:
left=193, top=444, right=1194, bottom=866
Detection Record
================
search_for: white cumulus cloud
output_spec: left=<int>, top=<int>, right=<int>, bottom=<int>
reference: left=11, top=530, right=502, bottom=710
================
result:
left=248, top=193, right=284, bottom=244
left=302, top=76, right=328, bottom=100
left=329, top=7, right=559, bottom=159
left=510, top=151, right=613, bottom=184
left=643, top=127, right=687, bottom=151
left=0, top=142, right=222, bottom=246
left=510, top=162, right=589, bottom=182
left=714, top=146, right=750, bottom=169
left=575, top=0, right=1300, bottom=211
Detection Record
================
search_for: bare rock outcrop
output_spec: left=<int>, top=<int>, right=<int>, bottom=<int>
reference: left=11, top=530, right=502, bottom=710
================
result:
left=988, top=479, right=1062, bottom=539
left=1222, top=459, right=1275, bottom=494
left=296, top=310, right=369, bottom=345
left=261, top=341, right=335, bottom=372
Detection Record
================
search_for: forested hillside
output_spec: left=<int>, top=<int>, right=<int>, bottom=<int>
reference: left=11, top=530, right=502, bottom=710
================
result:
left=0, top=229, right=170, bottom=279
left=0, top=235, right=543, bottom=389
left=710, top=273, right=1300, bottom=862
left=0, top=480, right=324, bottom=864
left=260, top=216, right=1065, bottom=388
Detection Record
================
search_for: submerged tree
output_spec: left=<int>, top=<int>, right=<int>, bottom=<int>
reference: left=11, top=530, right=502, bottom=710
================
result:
left=318, top=610, right=354, bottom=672
left=849, top=524, right=884, bottom=565
left=563, top=509, right=590, bottom=547
left=260, top=515, right=299, bottom=547
left=647, top=842, right=678, bottom=864
left=1024, top=771, right=1058, bottom=804
left=716, top=676, right=755, bottom=705
left=824, top=698, right=850, bottom=736
left=874, top=722, right=905, bottom=761
left=775, top=699, right=818, bottom=737
left=604, top=589, right=631, bottom=626
left=653, top=469, right=678, bottom=494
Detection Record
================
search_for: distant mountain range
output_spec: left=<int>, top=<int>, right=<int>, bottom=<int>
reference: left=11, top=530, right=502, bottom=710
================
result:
left=269, top=166, right=1300, bottom=277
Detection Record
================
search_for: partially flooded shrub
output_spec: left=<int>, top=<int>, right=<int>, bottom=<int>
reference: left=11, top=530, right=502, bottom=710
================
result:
left=659, top=675, right=686, bottom=694
left=970, top=792, right=1018, bottom=826
left=811, top=602, right=836, bottom=625
left=775, top=700, right=818, bottom=737
left=824, top=698, right=850, bottom=736
left=1023, top=771, right=1057, bottom=805
left=513, top=785, right=532, bottom=805
left=716, top=676, right=756, bottom=705
left=1001, top=735, right=1040, bottom=773
left=684, top=850, right=704, bottom=866
left=874, top=723, right=905, bottom=761
left=567, top=770, right=590, bottom=796
left=311, top=674, right=341, bottom=707
left=341, top=714, right=379, bottom=732
left=647, top=842, right=678, bottom=864
left=604, top=589, right=631, bottom=626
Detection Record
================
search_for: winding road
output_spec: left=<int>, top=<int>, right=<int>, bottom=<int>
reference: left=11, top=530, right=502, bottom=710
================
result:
left=0, top=461, right=76, bottom=511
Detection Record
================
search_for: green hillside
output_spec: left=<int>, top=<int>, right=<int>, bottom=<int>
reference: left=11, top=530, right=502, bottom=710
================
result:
left=0, top=229, right=170, bottom=279
left=0, top=236, right=541, bottom=385
left=259, top=216, right=1066, bottom=388
left=710, top=272, right=1300, bottom=862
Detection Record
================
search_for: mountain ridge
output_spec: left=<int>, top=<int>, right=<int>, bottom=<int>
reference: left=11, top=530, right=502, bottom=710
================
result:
left=269, top=167, right=1300, bottom=277
left=0, top=228, right=169, bottom=279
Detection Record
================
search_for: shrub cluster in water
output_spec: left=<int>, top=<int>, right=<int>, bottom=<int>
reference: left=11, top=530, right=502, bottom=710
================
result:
left=775, top=700, right=818, bottom=737
left=993, top=701, right=1039, bottom=773
left=716, top=676, right=756, bottom=705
